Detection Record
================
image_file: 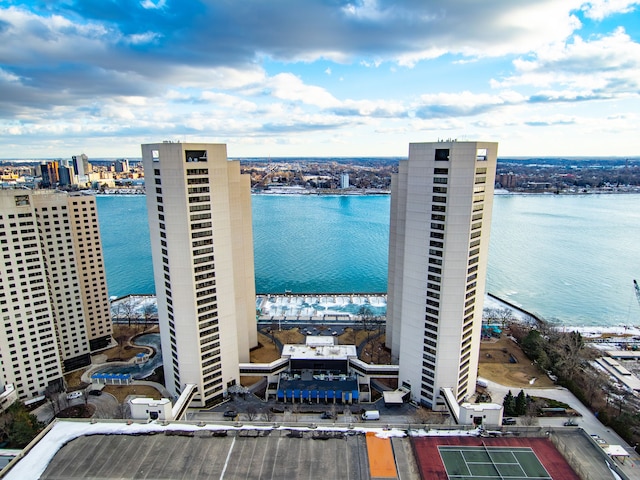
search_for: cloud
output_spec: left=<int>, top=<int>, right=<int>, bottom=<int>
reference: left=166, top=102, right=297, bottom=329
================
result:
left=332, top=99, right=408, bottom=118
left=492, top=28, right=640, bottom=99
left=1, top=1, right=639, bottom=157
left=581, top=0, right=639, bottom=20
left=414, top=91, right=525, bottom=119
left=266, top=73, right=340, bottom=108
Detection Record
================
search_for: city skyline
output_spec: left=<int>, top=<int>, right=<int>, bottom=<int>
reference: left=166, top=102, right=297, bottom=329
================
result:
left=1, top=2, right=639, bottom=159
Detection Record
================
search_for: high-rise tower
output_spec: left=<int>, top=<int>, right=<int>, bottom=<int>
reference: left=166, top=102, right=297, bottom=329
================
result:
left=0, top=190, right=112, bottom=400
left=142, top=142, right=257, bottom=407
left=386, top=141, right=498, bottom=408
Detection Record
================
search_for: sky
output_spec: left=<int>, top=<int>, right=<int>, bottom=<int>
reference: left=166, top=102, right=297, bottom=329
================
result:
left=1, top=1, right=639, bottom=159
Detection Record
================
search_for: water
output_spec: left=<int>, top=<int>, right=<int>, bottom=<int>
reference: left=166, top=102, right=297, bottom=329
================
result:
left=94, top=333, right=162, bottom=379
left=253, top=195, right=389, bottom=293
left=96, top=193, right=640, bottom=327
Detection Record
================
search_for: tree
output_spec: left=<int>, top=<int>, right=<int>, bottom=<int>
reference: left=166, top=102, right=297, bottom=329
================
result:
left=515, top=390, right=527, bottom=416
left=245, top=406, right=258, bottom=421
left=520, top=330, right=546, bottom=362
left=551, top=331, right=585, bottom=378
left=120, top=296, right=137, bottom=327
left=142, top=301, right=156, bottom=331
left=502, top=391, right=516, bottom=416
left=2, top=403, right=45, bottom=448
left=496, top=308, right=515, bottom=328
left=262, top=408, right=275, bottom=422
left=483, top=308, right=498, bottom=324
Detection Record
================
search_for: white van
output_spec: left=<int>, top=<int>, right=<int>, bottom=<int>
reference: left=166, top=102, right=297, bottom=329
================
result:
left=361, top=410, right=380, bottom=421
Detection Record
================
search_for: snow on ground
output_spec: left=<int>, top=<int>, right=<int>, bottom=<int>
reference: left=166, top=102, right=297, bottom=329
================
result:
left=111, top=294, right=639, bottom=341
left=257, top=294, right=387, bottom=319
left=5, top=420, right=407, bottom=479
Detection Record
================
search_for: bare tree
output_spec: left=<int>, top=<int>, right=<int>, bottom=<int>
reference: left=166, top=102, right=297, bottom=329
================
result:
left=483, top=308, right=498, bottom=324
left=142, top=301, right=155, bottom=331
left=521, top=398, right=541, bottom=426
left=245, top=406, right=258, bottom=421
left=111, top=301, right=123, bottom=323
left=262, top=408, right=274, bottom=422
left=496, top=308, right=515, bottom=328
left=120, top=296, right=136, bottom=327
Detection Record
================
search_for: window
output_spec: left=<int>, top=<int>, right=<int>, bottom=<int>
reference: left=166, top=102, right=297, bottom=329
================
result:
left=435, top=149, right=449, bottom=161
left=185, top=150, right=207, bottom=162
left=14, top=195, right=30, bottom=206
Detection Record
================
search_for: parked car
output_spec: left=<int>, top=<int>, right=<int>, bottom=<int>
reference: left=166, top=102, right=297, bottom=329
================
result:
left=502, top=418, right=517, bottom=425
left=66, top=391, right=82, bottom=400
left=223, top=410, right=237, bottom=418
left=320, top=411, right=334, bottom=420
left=88, top=390, right=102, bottom=396
left=563, top=419, right=578, bottom=426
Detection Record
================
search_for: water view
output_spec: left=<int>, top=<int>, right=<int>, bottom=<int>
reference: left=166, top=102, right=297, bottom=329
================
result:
left=97, top=193, right=640, bottom=327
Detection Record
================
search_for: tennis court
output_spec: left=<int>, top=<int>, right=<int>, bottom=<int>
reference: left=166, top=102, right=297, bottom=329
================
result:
left=438, top=445, right=551, bottom=480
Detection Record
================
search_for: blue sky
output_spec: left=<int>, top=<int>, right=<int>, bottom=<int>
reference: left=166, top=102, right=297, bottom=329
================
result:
left=1, top=0, right=639, bottom=159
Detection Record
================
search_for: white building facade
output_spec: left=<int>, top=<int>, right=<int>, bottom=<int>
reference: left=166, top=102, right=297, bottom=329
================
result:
left=142, top=142, right=257, bottom=407
left=0, top=190, right=112, bottom=400
left=386, top=141, right=497, bottom=408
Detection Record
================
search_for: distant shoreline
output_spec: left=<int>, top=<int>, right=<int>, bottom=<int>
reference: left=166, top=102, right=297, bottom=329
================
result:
left=96, top=187, right=640, bottom=196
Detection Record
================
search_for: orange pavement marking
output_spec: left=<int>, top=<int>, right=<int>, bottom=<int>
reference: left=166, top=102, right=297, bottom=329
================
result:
left=365, top=432, right=398, bottom=479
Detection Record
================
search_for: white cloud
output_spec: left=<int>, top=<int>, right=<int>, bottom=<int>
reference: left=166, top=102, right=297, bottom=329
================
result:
left=0, top=68, right=20, bottom=83
left=267, top=73, right=340, bottom=108
left=581, top=0, right=639, bottom=20
left=493, top=28, right=640, bottom=95
left=125, top=32, right=161, bottom=45
left=140, top=0, right=167, bottom=10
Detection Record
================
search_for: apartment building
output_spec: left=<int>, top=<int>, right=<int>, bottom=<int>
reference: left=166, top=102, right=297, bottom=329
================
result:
left=0, top=190, right=112, bottom=400
left=141, top=142, right=257, bottom=407
left=386, top=141, right=498, bottom=408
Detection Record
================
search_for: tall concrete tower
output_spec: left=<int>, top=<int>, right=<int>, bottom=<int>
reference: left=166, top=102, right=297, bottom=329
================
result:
left=386, top=141, right=498, bottom=408
left=142, top=142, right=257, bottom=407
left=0, top=190, right=112, bottom=400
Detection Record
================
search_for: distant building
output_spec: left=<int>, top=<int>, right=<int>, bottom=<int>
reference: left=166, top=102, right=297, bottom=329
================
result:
left=386, top=141, right=498, bottom=408
left=142, top=142, right=257, bottom=407
left=114, top=159, right=129, bottom=174
left=40, top=161, right=59, bottom=188
left=58, top=165, right=72, bottom=186
left=72, top=154, right=91, bottom=185
left=0, top=190, right=113, bottom=400
left=341, top=173, right=349, bottom=189
left=496, top=173, right=517, bottom=189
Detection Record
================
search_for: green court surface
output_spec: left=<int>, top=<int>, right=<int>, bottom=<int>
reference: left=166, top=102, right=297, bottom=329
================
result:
left=438, top=445, right=552, bottom=479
